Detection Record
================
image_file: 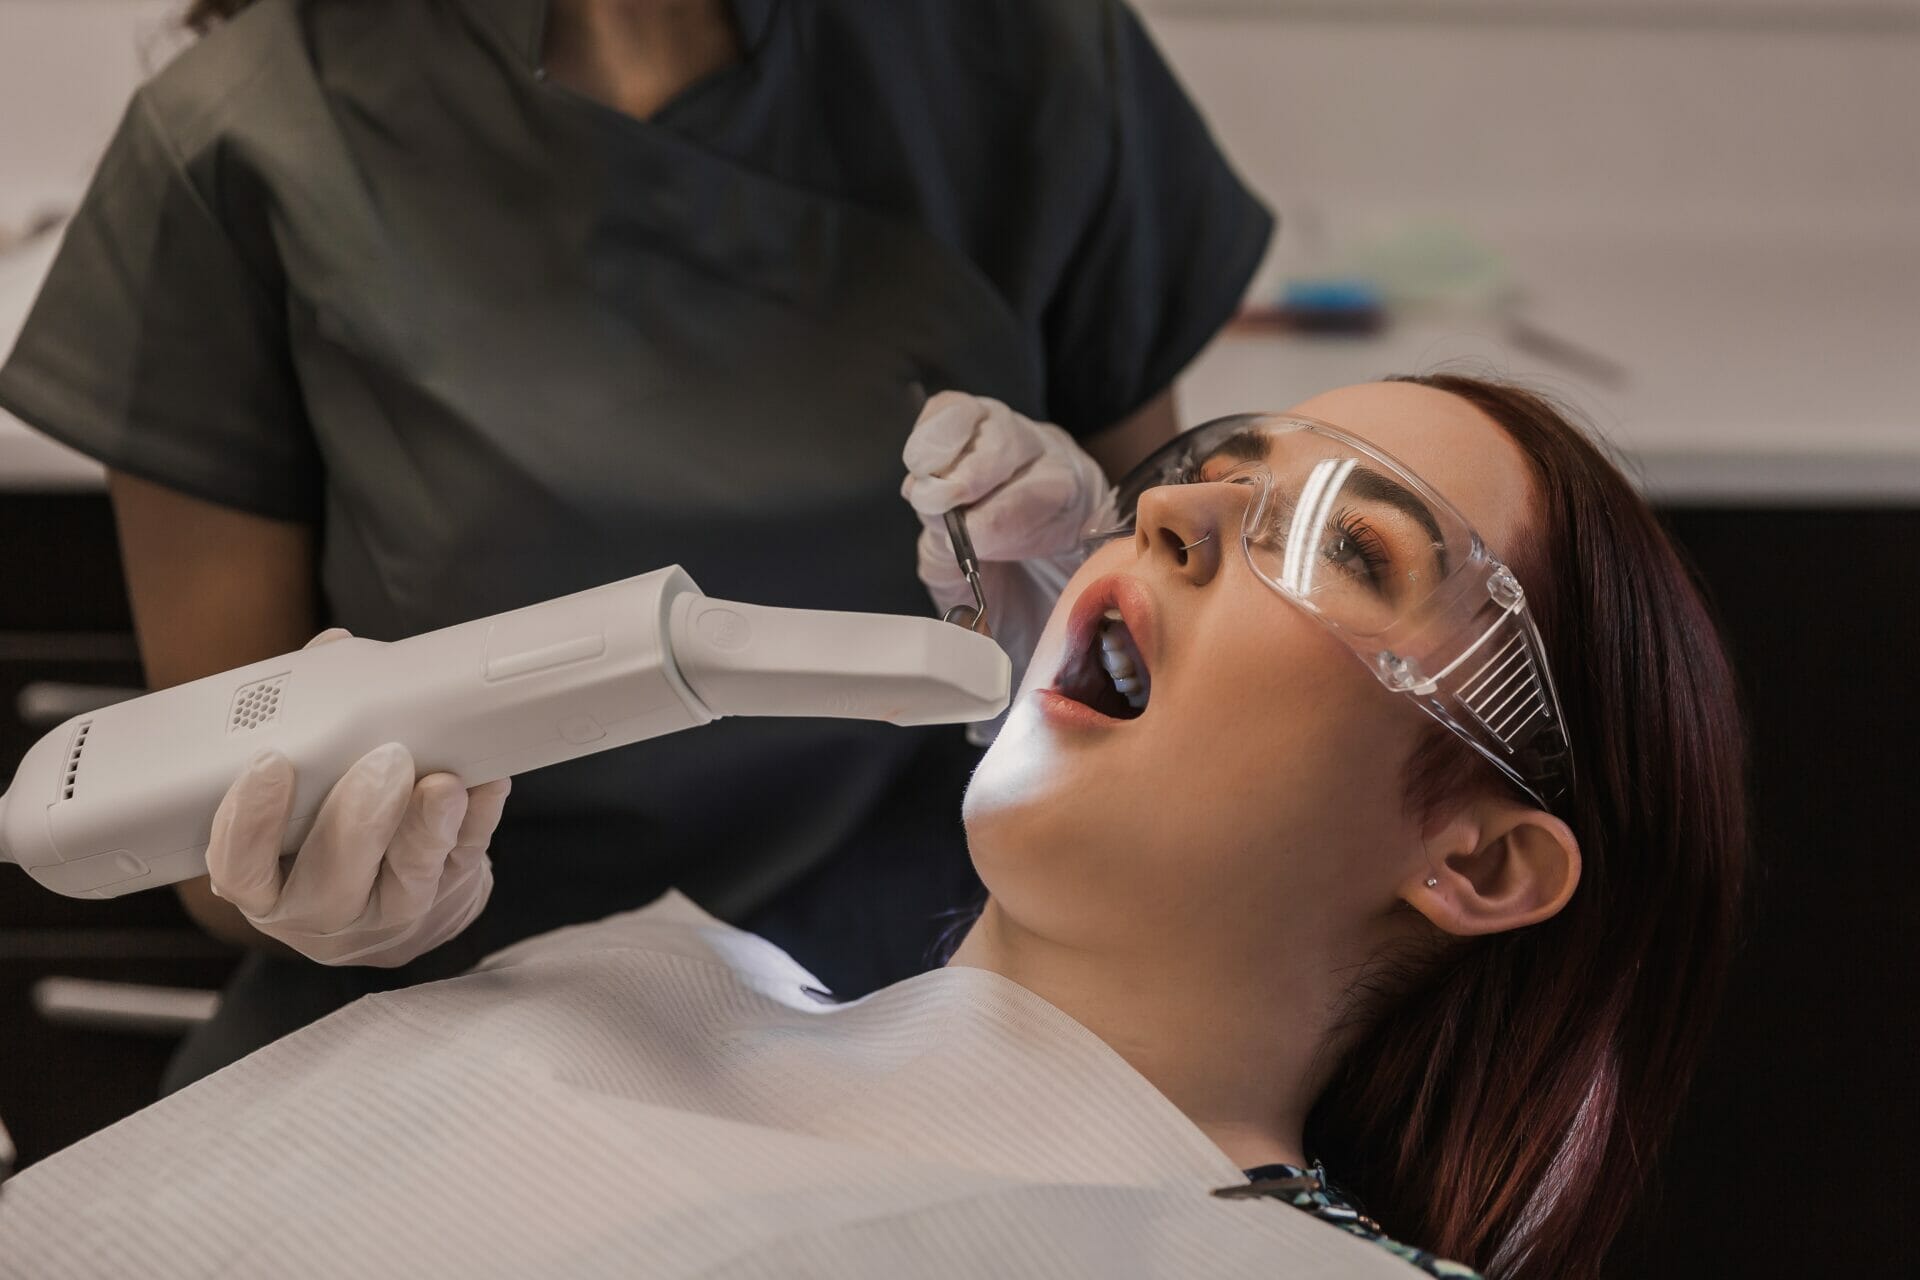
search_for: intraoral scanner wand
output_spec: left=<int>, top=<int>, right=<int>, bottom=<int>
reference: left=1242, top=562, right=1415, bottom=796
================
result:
left=0, top=567, right=1009, bottom=899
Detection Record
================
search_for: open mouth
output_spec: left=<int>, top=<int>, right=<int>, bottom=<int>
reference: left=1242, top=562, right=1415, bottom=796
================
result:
left=1052, top=602, right=1152, bottom=722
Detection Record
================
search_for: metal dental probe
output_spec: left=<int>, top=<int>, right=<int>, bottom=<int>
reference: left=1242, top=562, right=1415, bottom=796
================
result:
left=941, top=509, right=992, bottom=638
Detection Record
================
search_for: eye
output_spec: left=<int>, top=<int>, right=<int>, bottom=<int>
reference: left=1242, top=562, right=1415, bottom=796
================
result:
left=1321, top=510, right=1391, bottom=588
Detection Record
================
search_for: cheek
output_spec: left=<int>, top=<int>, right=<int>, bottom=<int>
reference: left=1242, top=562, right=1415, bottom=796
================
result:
left=1152, top=612, right=1423, bottom=870
left=1162, top=604, right=1361, bottom=783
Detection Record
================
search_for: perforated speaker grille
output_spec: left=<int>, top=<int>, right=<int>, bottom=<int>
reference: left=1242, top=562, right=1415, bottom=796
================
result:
left=61, top=721, right=92, bottom=801
left=229, top=675, right=289, bottom=733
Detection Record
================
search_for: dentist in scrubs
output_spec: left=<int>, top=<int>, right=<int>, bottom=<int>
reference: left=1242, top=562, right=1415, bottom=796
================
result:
left=0, top=0, right=1270, bottom=1087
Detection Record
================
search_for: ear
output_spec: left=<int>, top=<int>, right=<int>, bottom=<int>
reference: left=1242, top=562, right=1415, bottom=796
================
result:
left=1402, top=801, right=1582, bottom=938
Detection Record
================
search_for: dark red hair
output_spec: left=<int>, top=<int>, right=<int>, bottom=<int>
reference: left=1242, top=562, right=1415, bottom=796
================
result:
left=1304, top=374, right=1748, bottom=1277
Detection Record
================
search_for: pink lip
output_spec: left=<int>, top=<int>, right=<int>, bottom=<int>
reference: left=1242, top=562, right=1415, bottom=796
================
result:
left=1035, top=687, right=1127, bottom=730
left=1054, top=572, right=1158, bottom=695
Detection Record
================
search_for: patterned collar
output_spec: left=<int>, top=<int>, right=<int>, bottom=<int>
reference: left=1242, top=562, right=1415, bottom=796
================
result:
left=1213, top=1163, right=1483, bottom=1278
left=1220, top=1160, right=1383, bottom=1232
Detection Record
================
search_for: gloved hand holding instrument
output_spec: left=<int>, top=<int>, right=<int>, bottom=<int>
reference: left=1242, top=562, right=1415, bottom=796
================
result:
left=902, top=392, right=1119, bottom=741
left=206, top=629, right=511, bottom=968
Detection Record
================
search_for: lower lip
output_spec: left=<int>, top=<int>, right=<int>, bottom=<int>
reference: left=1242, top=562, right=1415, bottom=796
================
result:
left=1035, top=688, right=1128, bottom=730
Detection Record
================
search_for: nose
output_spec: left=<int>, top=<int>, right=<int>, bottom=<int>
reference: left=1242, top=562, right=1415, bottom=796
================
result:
left=1134, top=483, right=1244, bottom=585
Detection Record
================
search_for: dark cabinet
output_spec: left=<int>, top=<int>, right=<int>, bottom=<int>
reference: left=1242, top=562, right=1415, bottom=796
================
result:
left=0, top=491, right=239, bottom=1170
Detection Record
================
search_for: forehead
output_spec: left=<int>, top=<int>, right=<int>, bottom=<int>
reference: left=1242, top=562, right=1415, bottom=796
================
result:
left=1281, top=382, right=1537, bottom=559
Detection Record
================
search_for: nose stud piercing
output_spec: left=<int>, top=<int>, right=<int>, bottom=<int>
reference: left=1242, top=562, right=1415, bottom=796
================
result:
left=1424, top=877, right=1439, bottom=888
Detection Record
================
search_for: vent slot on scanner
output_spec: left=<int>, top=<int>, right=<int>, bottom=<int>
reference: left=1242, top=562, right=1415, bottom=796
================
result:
left=229, top=674, right=289, bottom=734
left=61, top=721, right=92, bottom=800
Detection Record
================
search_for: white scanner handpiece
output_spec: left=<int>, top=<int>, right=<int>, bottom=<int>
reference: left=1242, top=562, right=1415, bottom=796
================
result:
left=0, top=567, right=1009, bottom=900
left=667, top=593, right=1008, bottom=725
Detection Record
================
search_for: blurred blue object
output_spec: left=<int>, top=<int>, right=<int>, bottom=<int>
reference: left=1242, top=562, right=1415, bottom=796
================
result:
left=1281, top=278, right=1381, bottom=311
left=1275, top=277, right=1386, bottom=334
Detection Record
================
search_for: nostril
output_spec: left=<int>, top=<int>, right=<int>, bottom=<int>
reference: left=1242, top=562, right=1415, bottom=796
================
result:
left=1161, top=527, right=1194, bottom=565
left=1161, top=527, right=1217, bottom=567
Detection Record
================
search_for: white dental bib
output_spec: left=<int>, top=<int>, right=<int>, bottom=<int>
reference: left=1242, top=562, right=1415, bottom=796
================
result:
left=0, top=894, right=1411, bottom=1278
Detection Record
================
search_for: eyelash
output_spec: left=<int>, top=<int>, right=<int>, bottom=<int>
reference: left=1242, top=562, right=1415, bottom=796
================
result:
left=1325, top=507, right=1391, bottom=585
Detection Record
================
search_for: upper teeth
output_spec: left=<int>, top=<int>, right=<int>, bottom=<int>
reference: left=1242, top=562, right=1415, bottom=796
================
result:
left=1097, top=610, right=1149, bottom=710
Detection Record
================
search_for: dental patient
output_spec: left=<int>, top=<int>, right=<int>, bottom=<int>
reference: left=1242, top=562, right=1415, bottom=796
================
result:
left=0, top=377, right=1745, bottom=1280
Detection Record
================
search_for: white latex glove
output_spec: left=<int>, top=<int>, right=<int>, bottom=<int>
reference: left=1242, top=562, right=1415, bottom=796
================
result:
left=901, top=392, right=1118, bottom=742
left=205, top=628, right=511, bottom=967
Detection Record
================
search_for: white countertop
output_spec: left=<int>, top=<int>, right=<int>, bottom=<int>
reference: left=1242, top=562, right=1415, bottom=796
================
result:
left=0, top=0, right=179, bottom=490
left=1181, top=216, right=1920, bottom=504
left=0, top=222, right=101, bottom=489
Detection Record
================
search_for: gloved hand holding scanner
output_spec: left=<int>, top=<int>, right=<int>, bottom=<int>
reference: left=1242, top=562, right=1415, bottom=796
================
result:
left=203, top=629, right=512, bottom=967
left=0, top=568, right=1009, bottom=965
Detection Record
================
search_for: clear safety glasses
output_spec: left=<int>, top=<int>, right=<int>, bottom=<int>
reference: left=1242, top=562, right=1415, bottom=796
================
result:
left=1092, top=414, right=1576, bottom=813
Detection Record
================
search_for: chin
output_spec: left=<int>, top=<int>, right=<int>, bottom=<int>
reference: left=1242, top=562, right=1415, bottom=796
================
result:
left=965, top=690, right=1103, bottom=812
left=961, top=698, right=1051, bottom=831
left=963, top=708, right=1129, bottom=868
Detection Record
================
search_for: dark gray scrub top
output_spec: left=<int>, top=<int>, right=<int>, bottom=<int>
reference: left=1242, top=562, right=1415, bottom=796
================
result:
left=0, top=0, right=1271, bottom=974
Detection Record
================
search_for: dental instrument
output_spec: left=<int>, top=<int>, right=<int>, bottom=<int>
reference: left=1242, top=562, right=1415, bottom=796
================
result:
left=0, top=566, right=1009, bottom=900
left=939, top=508, right=992, bottom=636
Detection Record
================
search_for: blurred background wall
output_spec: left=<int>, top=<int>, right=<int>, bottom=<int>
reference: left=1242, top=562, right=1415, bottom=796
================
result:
left=1140, top=0, right=1919, bottom=497
left=2, top=1, right=1915, bottom=1273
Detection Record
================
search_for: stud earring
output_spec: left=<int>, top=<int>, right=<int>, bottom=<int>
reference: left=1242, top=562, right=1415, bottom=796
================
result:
left=1424, top=877, right=1439, bottom=888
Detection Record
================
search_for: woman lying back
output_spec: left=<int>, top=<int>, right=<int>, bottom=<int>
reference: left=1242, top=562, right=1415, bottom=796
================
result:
left=946, top=374, right=1746, bottom=1274
left=1, top=375, right=1746, bottom=1279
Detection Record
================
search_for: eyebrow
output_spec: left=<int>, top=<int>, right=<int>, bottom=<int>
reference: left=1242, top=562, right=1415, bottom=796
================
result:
left=1206, top=427, right=1272, bottom=465
left=1344, top=465, right=1450, bottom=575
left=1195, top=427, right=1453, bottom=574
left=1208, top=430, right=1445, bottom=539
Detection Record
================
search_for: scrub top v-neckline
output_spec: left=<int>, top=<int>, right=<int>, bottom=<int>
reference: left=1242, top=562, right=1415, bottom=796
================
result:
left=489, top=0, right=781, bottom=135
